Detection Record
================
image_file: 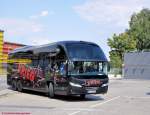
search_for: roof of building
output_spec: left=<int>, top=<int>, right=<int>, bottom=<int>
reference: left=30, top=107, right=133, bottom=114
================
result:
left=4, top=41, right=26, bottom=46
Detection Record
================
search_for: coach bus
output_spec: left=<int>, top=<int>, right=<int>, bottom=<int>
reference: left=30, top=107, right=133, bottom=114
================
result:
left=7, top=41, right=109, bottom=98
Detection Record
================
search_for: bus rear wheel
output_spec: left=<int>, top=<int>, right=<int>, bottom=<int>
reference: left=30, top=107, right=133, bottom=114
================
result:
left=12, top=79, right=17, bottom=91
left=48, top=82, right=54, bottom=98
left=17, top=80, right=23, bottom=92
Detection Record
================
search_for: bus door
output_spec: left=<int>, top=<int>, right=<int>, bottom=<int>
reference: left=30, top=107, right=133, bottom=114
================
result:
left=34, top=56, right=47, bottom=91
left=53, top=61, right=68, bottom=94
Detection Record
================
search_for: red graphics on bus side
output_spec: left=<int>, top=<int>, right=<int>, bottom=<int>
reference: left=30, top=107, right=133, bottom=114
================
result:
left=18, top=64, right=44, bottom=81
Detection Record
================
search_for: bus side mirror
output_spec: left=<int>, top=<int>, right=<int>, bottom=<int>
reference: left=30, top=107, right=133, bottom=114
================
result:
left=48, top=48, right=60, bottom=57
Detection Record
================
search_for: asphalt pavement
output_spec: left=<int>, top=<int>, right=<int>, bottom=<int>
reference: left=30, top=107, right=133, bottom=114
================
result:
left=0, top=75, right=8, bottom=91
left=0, top=75, right=150, bottom=115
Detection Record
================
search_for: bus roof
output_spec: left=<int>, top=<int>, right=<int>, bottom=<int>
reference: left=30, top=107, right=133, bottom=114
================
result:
left=10, top=41, right=97, bottom=53
left=9, top=41, right=107, bottom=61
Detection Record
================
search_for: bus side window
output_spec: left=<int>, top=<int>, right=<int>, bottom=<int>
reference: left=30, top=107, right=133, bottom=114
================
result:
left=39, top=58, right=44, bottom=69
left=43, top=59, right=49, bottom=68
left=32, top=59, right=39, bottom=67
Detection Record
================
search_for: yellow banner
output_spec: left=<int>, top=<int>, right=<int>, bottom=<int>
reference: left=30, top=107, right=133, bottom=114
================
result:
left=0, top=59, right=32, bottom=64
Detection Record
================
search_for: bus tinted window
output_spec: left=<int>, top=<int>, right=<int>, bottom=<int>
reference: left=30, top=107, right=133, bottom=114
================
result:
left=68, top=61, right=108, bottom=76
left=66, top=44, right=105, bottom=60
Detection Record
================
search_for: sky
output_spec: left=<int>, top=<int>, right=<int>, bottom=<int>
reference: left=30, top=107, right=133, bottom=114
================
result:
left=0, top=0, right=150, bottom=59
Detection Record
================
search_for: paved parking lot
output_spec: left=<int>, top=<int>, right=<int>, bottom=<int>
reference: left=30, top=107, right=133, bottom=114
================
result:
left=0, top=77, right=150, bottom=115
left=0, top=76, right=8, bottom=91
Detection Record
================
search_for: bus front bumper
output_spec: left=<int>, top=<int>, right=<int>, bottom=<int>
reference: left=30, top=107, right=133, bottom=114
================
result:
left=69, top=83, right=108, bottom=95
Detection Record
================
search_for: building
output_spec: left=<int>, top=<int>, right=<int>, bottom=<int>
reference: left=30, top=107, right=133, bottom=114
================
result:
left=0, top=30, right=26, bottom=74
left=3, top=41, right=26, bottom=66
left=124, top=52, right=150, bottom=79
left=0, top=30, right=4, bottom=62
left=0, top=30, right=4, bottom=74
left=3, top=41, right=25, bottom=54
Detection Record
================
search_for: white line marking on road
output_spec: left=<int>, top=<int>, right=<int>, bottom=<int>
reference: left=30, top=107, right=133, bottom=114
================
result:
left=68, top=96, right=120, bottom=115
left=68, top=111, right=80, bottom=115
left=91, top=96, right=120, bottom=108
left=124, top=96, right=150, bottom=99
left=59, top=108, right=103, bottom=111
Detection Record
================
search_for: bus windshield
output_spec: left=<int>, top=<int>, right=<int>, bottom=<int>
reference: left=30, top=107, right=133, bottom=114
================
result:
left=68, top=61, right=108, bottom=76
left=66, top=43, right=106, bottom=60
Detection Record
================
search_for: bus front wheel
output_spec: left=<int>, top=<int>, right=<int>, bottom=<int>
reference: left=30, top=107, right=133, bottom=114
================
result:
left=48, top=82, right=54, bottom=98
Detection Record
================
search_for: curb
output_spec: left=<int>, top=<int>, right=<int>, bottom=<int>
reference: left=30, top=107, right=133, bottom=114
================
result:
left=0, top=89, right=14, bottom=97
left=108, top=74, right=123, bottom=80
left=109, top=77, right=123, bottom=80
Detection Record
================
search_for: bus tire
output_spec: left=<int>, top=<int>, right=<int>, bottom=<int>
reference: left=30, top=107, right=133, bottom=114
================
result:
left=80, top=94, right=86, bottom=99
left=48, top=82, right=54, bottom=98
left=17, top=80, right=23, bottom=92
left=12, top=79, right=17, bottom=91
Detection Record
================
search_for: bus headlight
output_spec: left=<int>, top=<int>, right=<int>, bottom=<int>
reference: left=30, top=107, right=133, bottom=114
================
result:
left=69, top=82, right=82, bottom=88
left=101, top=83, right=108, bottom=87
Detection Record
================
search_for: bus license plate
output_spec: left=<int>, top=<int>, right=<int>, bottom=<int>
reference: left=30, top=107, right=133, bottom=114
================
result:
left=87, top=90, right=96, bottom=93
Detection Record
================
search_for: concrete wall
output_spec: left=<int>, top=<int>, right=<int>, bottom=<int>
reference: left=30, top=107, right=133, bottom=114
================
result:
left=124, top=52, right=150, bottom=79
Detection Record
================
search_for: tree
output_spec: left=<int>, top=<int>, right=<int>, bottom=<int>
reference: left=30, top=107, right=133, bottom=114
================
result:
left=107, top=32, right=136, bottom=69
left=129, top=8, right=150, bottom=51
left=107, top=8, right=150, bottom=74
